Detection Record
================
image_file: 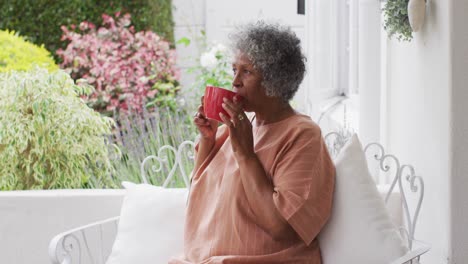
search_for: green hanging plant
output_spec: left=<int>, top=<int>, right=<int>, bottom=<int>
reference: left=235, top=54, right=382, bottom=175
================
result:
left=382, top=0, right=413, bottom=42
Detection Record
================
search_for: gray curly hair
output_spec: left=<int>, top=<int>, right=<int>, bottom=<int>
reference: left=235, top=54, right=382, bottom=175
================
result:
left=229, top=21, right=306, bottom=102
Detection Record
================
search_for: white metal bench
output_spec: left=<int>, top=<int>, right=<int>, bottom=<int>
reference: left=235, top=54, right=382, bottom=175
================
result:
left=48, top=132, right=430, bottom=264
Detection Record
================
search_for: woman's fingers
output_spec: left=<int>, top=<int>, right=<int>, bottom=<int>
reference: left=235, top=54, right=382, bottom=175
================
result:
left=194, top=104, right=209, bottom=121
left=219, top=112, right=235, bottom=128
left=221, top=103, right=235, bottom=120
left=194, top=116, right=209, bottom=125
left=194, top=96, right=207, bottom=120
left=223, top=97, right=242, bottom=113
left=222, top=97, right=250, bottom=129
left=220, top=99, right=253, bottom=158
left=194, top=103, right=212, bottom=128
left=233, top=95, right=244, bottom=107
left=197, top=105, right=205, bottom=117
left=222, top=97, right=244, bottom=121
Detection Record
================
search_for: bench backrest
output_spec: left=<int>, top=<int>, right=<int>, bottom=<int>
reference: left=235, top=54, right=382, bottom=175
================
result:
left=324, top=132, right=424, bottom=250
left=140, top=132, right=424, bottom=250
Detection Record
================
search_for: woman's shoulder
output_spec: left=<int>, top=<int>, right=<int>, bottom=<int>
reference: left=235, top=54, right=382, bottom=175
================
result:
left=290, top=114, right=319, bottom=128
left=263, top=114, right=323, bottom=144
left=258, top=113, right=318, bottom=129
left=285, top=114, right=322, bottom=136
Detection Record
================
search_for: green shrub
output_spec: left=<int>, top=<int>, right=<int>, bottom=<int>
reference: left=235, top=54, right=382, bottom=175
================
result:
left=0, top=30, right=58, bottom=73
left=0, top=68, right=116, bottom=190
left=0, top=0, right=175, bottom=61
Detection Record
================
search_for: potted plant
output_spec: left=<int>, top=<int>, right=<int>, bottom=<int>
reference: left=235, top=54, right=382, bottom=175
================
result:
left=383, top=0, right=413, bottom=41
left=383, top=0, right=426, bottom=42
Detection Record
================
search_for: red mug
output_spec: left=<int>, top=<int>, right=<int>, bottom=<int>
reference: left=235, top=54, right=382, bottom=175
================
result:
left=203, top=86, right=240, bottom=122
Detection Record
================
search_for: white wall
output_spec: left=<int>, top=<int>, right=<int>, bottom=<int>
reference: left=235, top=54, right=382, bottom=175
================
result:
left=173, top=0, right=206, bottom=98
left=384, top=0, right=451, bottom=263
left=0, top=190, right=124, bottom=264
left=450, top=0, right=468, bottom=263
left=358, top=0, right=381, bottom=145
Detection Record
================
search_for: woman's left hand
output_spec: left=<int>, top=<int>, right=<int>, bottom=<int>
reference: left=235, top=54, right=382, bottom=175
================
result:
left=219, top=96, right=255, bottom=162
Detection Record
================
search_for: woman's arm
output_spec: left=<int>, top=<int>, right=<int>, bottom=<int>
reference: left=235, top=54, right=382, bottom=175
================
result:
left=192, top=137, right=215, bottom=175
left=219, top=97, right=297, bottom=240
left=237, top=155, right=298, bottom=241
left=192, top=96, right=219, bottom=174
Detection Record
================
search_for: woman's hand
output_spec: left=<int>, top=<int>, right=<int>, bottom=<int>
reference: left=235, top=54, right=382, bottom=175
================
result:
left=219, top=96, right=255, bottom=161
left=194, top=96, right=218, bottom=141
left=192, top=96, right=218, bottom=175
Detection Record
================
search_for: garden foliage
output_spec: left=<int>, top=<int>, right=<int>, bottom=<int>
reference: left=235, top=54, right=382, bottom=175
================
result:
left=58, top=13, right=180, bottom=115
left=180, top=39, right=234, bottom=111
left=110, top=108, right=197, bottom=187
left=0, top=68, right=116, bottom=190
left=0, top=30, right=58, bottom=73
left=0, top=0, right=175, bottom=61
left=197, top=43, right=233, bottom=90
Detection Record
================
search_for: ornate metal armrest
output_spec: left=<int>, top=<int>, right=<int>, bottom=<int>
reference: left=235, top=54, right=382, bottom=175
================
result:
left=325, top=131, right=430, bottom=263
left=48, top=140, right=196, bottom=264
left=48, top=216, right=120, bottom=264
left=390, top=240, right=431, bottom=264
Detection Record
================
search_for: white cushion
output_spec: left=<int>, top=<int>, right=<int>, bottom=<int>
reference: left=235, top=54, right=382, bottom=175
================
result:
left=318, top=134, right=408, bottom=264
left=377, top=184, right=403, bottom=228
left=105, top=182, right=187, bottom=264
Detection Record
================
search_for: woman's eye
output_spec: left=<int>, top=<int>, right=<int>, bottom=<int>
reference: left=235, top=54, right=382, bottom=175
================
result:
left=244, top=70, right=251, bottom=74
left=232, top=68, right=237, bottom=74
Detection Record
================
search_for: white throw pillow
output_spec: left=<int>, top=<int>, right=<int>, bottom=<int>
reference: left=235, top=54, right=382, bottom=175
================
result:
left=318, top=134, right=408, bottom=264
left=377, top=184, right=403, bottom=228
left=106, top=182, right=188, bottom=264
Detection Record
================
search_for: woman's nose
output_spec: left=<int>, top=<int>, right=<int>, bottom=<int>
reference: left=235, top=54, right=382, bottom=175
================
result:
left=232, top=72, right=241, bottom=88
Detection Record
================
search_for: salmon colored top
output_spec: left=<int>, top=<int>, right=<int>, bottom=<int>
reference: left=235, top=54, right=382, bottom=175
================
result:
left=170, top=114, right=335, bottom=264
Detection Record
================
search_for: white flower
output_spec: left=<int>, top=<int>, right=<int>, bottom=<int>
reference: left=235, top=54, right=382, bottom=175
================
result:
left=177, top=97, right=186, bottom=106
left=209, top=43, right=227, bottom=54
left=200, top=52, right=217, bottom=69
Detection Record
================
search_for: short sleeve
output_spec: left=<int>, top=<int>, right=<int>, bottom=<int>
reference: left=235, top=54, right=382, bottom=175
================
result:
left=272, top=128, right=335, bottom=245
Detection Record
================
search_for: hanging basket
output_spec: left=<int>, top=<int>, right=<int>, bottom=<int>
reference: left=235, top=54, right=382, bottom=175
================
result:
left=383, top=0, right=427, bottom=41
left=408, top=0, right=426, bottom=32
left=382, top=0, right=413, bottom=42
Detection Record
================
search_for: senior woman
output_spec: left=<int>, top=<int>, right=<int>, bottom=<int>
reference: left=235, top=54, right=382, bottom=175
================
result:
left=170, top=21, right=335, bottom=264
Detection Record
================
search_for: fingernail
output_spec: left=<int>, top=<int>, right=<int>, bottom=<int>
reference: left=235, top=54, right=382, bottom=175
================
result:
left=223, top=97, right=227, bottom=102
left=222, top=103, right=226, bottom=108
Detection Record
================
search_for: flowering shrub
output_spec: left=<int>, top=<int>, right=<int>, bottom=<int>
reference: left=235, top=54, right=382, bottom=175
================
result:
left=0, top=68, right=115, bottom=190
left=0, top=30, right=58, bottom=72
left=0, top=0, right=175, bottom=61
left=181, top=41, right=233, bottom=110
left=57, top=13, right=180, bottom=115
left=195, top=42, right=233, bottom=90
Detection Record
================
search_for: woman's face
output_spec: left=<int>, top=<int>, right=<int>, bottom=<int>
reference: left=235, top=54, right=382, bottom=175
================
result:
left=231, top=52, right=266, bottom=112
